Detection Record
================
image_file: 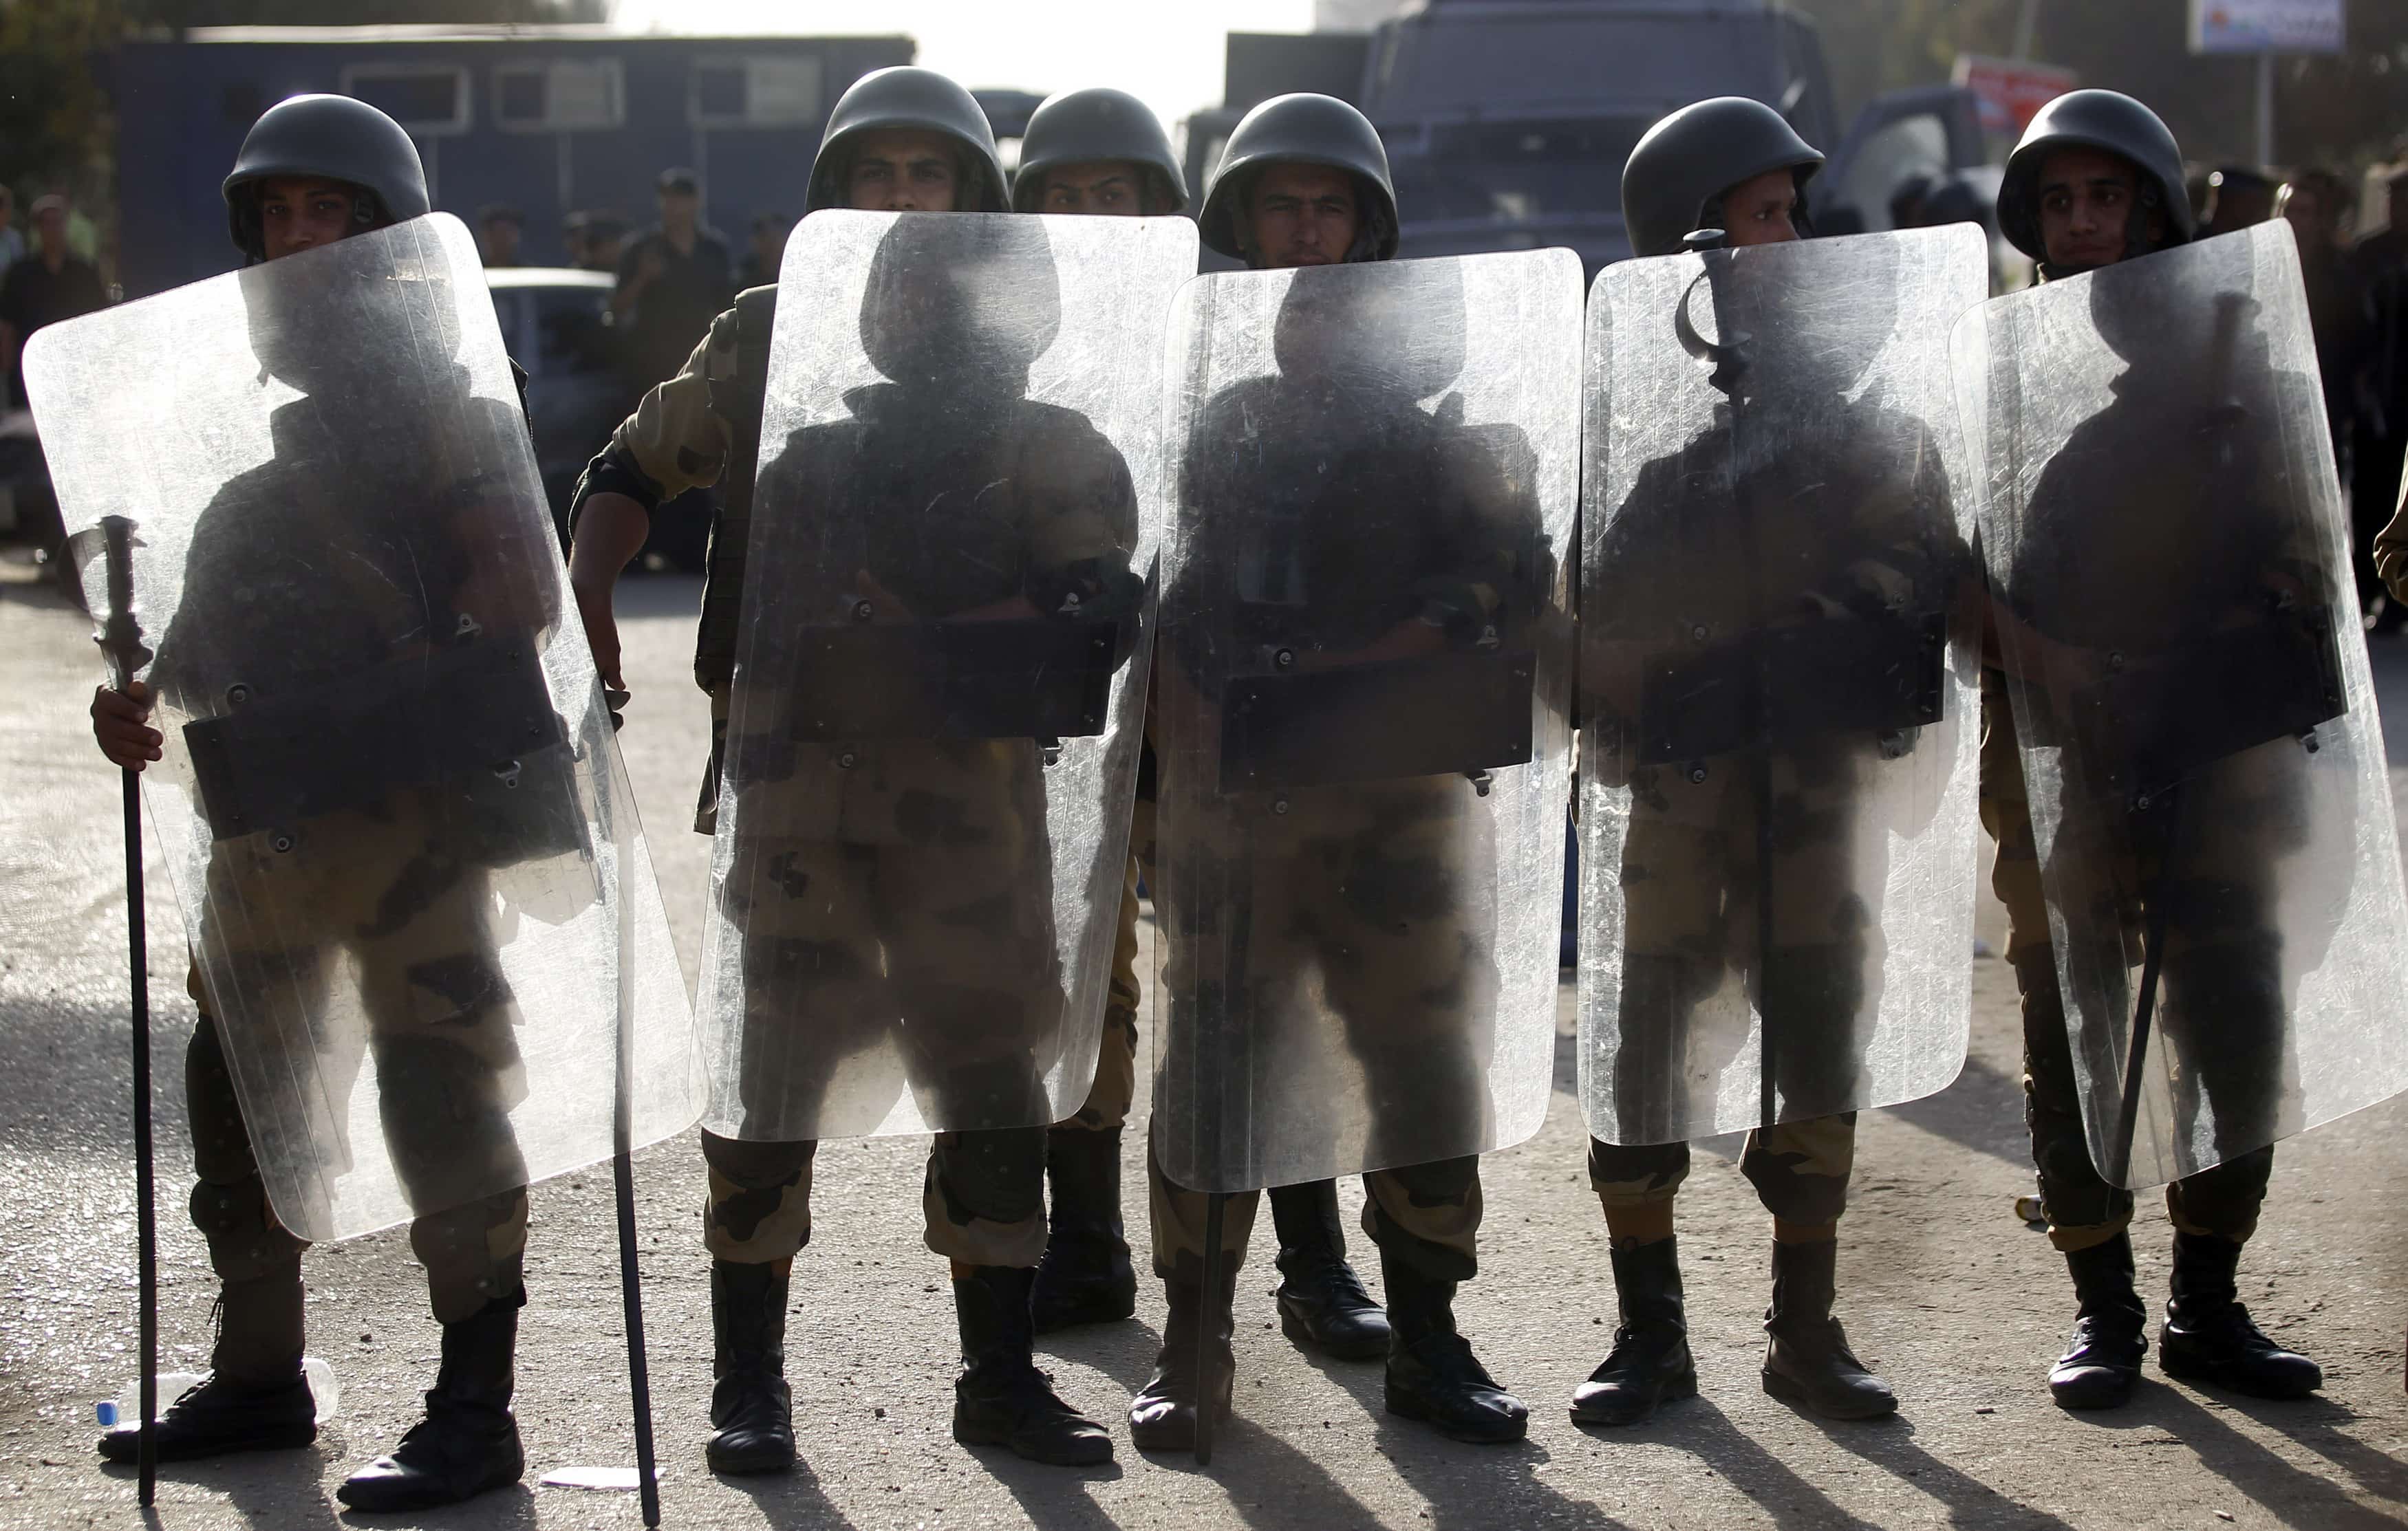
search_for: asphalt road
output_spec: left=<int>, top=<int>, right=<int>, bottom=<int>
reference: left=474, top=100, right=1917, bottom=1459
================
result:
left=6, top=559, right=2408, bottom=1530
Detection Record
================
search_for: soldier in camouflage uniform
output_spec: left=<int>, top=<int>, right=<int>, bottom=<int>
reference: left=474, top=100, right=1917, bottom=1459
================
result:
left=566, top=67, right=1116, bottom=1471
left=1982, top=91, right=2322, bottom=1411
left=1129, top=93, right=1533, bottom=1452
left=1573, top=96, right=1946, bottom=1429
left=1007, top=86, right=1193, bottom=1336
left=87, top=96, right=539, bottom=1513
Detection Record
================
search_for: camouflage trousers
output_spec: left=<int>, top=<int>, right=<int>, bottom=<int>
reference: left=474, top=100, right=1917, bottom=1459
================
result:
left=1587, top=1115, right=1856, bottom=1229
left=1054, top=800, right=1152, bottom=1138
left=1148, top=1140, right=1484, bottom=1283
left=700, top=1125, right=1046, bottom=1269
left=186, top=970, right=529, bottom=1324
left=1979, top=670, right=2272, bottom=1252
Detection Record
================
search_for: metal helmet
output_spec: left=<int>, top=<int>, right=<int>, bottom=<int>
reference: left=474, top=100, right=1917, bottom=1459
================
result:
left=1997, top=89, right=2193, bottom=263
left=1010, top=87, right=1189, bottom=215
left=1197, top=93, right=1399, bottom=263
left=1620, top=96, right=1823, bottom=259
left=804, top=67, right=1009, bottom=216
left=223, top=94, right=431, bottom=261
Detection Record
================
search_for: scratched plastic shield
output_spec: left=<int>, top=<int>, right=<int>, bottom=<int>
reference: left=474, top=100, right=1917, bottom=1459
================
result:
left=1150, top=250, right=1582, bottom=1193
left=1578, top=226, right=1988, bottom=1147
left=698, top=210, right=1197, bottom=1140
left=1954, top=222, right=2408, bottom=1188
left=28, top=214, right=702, bottom=1241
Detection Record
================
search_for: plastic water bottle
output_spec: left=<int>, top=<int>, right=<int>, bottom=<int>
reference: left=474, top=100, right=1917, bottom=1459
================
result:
left=98, top=1358, right=339, bottom=1426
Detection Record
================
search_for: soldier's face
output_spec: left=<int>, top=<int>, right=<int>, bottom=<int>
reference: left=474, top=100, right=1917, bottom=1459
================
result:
left=1721, top=168, right=1801, bottom=247
left=2036, top=148, right=2159, bottom=272
left=1243, top=164, right=1360, bottom=268
left=257, top=177, right=359, bottom=261
left=847, top=131, right=963, bottom=213
left=1039, top=160, right=1147, bottom=217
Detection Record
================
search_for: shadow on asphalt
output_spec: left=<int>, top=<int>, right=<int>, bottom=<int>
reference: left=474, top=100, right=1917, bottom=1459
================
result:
left=1578, top=1396, right=1867, bottom=1529
left=101, top=1445, right=347, bottom=1530
left=1878, top=1052, right=2035, bottom=1169
left=1787, top=1407, right=2079, bottom=1529
left=726, top=1455, right=863, bottom=1530
left=2073, top=1384, right=2408, bottom=1530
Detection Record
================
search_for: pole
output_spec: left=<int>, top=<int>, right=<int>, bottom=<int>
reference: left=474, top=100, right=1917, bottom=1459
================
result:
left=605, top=777, right=660, bottom=1526
left=2013, top=0, right=2041, bottom=61
left=1194, top=1193, right=1225, bottom=1466
left=2109, top=785, right=2183, bottom=1187
left=2257, top=50, right=2275, bottom=169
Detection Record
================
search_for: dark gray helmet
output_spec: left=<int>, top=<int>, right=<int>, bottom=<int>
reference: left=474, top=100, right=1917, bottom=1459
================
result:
left=1010, top=87, right=1189, bottom=215
left=223, top=94, right=430, bottom=261
left=1620, top=96, right=1823, bottom=259
left=1997, top=89, right=2192, bottom=263
left=804, top=67, right=1008, bottom=216
left=1197, top=93, right=1398, bottom=263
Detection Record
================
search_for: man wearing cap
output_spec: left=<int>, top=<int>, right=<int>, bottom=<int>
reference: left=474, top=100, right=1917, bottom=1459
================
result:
left=476, top=204, right=524, bottom=268
left=1984, top=89, right=2323, bottom=1412
left=567, top=65, right=1117, bottom=1475
left=611, top=168, right=734, bottom=391
left=1126, top=91, right=1530, bottom=1453
left=0, top=194, right=105, bottom=406
left=1003, top=86, right=1190, bottom=1340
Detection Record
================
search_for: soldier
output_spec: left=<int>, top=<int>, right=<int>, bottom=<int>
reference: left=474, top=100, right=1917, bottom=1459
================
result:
left=1575, top=96, right=1955, bottom=1428
left=566, top=67, right=1119, bottom=1471
left=83, top=95, right=541, bottom=1512
left=1006, top=85, right=1190, bottom=1335
left=1130, top=92, right=1534, bottom=1451
left=1983, top=89, right=2323, bottom=1410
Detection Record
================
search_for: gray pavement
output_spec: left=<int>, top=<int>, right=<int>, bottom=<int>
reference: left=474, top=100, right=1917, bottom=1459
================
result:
left=6, top=559, right=2408, bottom=1530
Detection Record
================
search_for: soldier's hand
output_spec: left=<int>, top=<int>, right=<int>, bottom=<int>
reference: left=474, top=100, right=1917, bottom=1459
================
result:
left=572, top=579, right=625, bottom=697
left=92, top=681, right=160, bottom=772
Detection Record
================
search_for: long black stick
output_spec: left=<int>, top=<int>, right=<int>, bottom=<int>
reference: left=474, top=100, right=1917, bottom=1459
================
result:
left=603, top=754, right=660, bottom=1526
left=2109, top=784, right=2184, bottom=1187
left=1194, top=1192, right=1225, bottom=1466
left=612, top=1144, right=659, bottom=1525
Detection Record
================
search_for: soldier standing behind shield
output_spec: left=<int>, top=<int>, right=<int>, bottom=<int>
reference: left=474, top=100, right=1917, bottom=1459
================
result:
left=568, top=68, right=1116, bottom=1472
left=85, top=96, right=539, bottom=1512
left=1573, top=98, right=1911, bottom=1429
left=1005, top=87, right=1190, bottom=1336
left=1129, top=93, right=1531, bottom=1451
left=1981, top=90, right=2322, bottom=1411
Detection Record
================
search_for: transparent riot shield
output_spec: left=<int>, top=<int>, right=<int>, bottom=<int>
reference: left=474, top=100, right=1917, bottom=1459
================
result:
left=1955, top=222, right=2408, bottom=1188
left=27, top=214, right=702, bottom=1242
left=699, top=210, right=1198, bottom=1141
left=1150, top=250, right=1582, bottom=1193
left=1578, top=226, right=1988, bottom=1147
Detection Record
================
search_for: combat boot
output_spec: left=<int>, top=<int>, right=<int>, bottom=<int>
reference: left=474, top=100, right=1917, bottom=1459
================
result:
left=1129, top=1258, right=1239, bottom=1453
left=705, top=1258, right=795, bottom=1475
left=2158, top=1233, right=2322, bottom=1400
left=1571, top=1237, right=1696, bottom=1426
left=2048, top=1233, right=2147, bottom=1410
left=1270, top=1178, right=1390, bottom=1360
left=951, top=1265, right=1112, bottom=1466
left=1380, top=1251, right=1527, bottom=1444
left=1030, top=1127, right=1137, bottom=1333
left=98, top=1262, right=316, bottom=1464
left=1760, top=1239, right=1897, bottom=1420
left=336, top=1292, right=524, bottom=1512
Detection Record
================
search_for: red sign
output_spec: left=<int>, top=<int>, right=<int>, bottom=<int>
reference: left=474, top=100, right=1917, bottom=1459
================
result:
left=1954, top=54, right=2080, bottom=137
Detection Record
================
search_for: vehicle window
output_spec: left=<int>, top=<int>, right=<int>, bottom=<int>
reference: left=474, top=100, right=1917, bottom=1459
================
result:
left=532, top=289, right=616, bottom=377
left=1388, top=119, right=1647, bottom=222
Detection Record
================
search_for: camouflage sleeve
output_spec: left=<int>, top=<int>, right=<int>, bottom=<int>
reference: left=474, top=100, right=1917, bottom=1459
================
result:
left=566, top=308, right=741, bottom=530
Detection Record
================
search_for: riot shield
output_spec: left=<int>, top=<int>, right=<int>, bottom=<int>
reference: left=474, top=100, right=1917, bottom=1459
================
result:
left=1150, top=250, right=1582, bottom=1193
left=1955, top=222, right=2408, bottom=1188
left=26, top=214, right=702, bottom=1242
left=1578, top=226, right=1988, bottom=1147
left=699, top=210, right=1198, bottom=1140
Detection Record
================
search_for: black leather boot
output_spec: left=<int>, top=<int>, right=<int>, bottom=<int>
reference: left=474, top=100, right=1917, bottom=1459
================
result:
left=2159, top=1233, right=2321, bottom=1400
left=1129, top=1257, right=1238, bottom=1453
left=1571, top=1237, right=1696, bottom=1426
left=1381, top=1252, right=1527, bottom=1444
left=706, top=1259, right=796, bottom=1475
left=1271, top=1179, right=1389, bottom=1360
left=2050, top=1233, right=2147, bottom=1410
left=1031, top=1127, right=1137, bottom=1333
left=952, top=1266, right=1112, bottom=1466
left=336, top=1292, right=524, bottom=1512
left=1761, top=1239, right=1897, bottom=1420
left=98, top=1263, right=316, bottom=1464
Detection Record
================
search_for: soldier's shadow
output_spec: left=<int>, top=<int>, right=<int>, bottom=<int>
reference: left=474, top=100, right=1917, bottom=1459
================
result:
left=1574, top=1397, right=1863, bottom=1529
left=1036, top=1318, right=1162, bottom=1396
left=1772, top=1407, right=2079, bottom=1530
left=98, top=1446, right=350, bottom=1531
left=727, top=1455, right=866, bottom=1531
left=2063, top=1383, right=2408, bottom=1528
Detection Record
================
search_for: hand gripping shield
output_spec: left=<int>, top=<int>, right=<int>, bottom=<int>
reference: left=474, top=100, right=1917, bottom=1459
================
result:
left=1150, top=250, right=1582, bottom=1193
left=27, top=215, right=702, bottom=1241
left=1578, top=226, right=1988, bottom=1147
left=1955, top=223, right=2408, bottom=1188
left=699, top=210, right=1198, bottom=1140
